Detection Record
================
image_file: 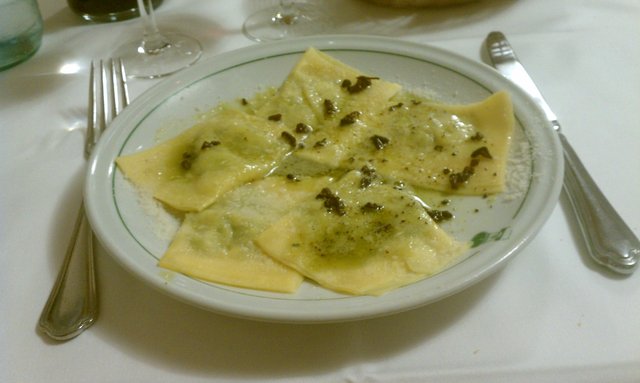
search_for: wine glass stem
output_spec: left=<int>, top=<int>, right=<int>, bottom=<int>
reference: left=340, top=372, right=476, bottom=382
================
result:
left=136, top=0, right=168, bottom=54
left=276, top=0, right=299, bottom=25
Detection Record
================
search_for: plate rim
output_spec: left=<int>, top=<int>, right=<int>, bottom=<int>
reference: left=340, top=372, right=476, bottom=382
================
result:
left=85, top=34, right=563, bottom=323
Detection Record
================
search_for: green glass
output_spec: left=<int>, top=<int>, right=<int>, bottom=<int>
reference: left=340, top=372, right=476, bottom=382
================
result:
left=0, top=0, right=43, bottom=71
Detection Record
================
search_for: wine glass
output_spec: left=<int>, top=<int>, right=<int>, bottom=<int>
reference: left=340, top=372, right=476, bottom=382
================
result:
left=113, top=0, right=202, bottom=78
left=243, top=0, right=329, bottom=42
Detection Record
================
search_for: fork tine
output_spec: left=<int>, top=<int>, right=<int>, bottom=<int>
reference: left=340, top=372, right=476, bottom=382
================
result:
left=85, top=59, right=130, bottom=157
left=118, top=59, right=130, bottom=108
left=111, top=58, right=130, bottom=115
left=85, top=61, right=97, bottom=157
left=109, top=59, right=118, bottom=119
left=99, top=60, right=108, bottom=137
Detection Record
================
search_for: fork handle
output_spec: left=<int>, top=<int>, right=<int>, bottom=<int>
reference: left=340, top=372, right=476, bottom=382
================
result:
left=38, top=203, right=98, bottom=340
left=560, top=133, right=640, bottom=274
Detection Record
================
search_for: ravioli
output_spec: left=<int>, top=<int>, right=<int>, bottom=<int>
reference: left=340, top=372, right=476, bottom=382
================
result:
left=258, top=47, right=402, bottom=167
left=117, top=47, right=515, bottom=296
left=255, top=170, right=469, bottom=296
left=343, top=91, right=514, bottom=195
left=116, top=108, right=293, bottom=212
left=159, top=176, right=330, bottom=293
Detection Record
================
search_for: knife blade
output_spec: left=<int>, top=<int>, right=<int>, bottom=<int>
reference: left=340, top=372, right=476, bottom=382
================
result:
left=485, top=31, right=639, bottom=274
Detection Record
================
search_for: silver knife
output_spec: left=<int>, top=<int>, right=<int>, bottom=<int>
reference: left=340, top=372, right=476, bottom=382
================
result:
left=485, top=31, right=639, bottom=274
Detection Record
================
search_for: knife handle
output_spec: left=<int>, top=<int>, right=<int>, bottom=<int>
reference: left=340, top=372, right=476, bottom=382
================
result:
left=560, top=133, right=640, bottom=274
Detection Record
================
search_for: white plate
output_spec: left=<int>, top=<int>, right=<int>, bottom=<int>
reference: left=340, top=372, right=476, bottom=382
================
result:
left=85, top=35, right=563, bottom=323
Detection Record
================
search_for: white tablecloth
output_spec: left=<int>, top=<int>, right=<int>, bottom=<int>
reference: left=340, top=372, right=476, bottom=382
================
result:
left=2, top=1, right=639, bottom=382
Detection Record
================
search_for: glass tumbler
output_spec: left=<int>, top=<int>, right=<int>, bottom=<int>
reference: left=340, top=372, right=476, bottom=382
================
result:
left=0, top=0, right=43, bottom=71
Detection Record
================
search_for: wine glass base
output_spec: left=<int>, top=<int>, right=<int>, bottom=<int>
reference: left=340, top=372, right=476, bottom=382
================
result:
left=114, top=32, right=203, bottom=79
left=243, top=3, right=329, bottom=42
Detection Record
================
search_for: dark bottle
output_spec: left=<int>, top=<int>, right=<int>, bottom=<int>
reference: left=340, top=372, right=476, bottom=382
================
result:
left=67, top=0, right=164, bottom=22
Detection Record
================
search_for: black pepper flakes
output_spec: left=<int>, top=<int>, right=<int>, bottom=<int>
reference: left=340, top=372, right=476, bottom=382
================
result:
left=201, top=140, right=221, bottom=150
left=316, top=187, right=346, bottom=216
left=388, top=102, right=403, bottom=111
left=447, top=145, right=495, bottom=189
left=471, top=146, right=492, bottom=159
left=324, top=99, right=338, bottom=117
left=427, top=209, right=454, bottom=223
left=313, top=138, right=328, bottom=149
left=370, top=135, right=390, bottom=150
left=268, top=113, right=282, bottom=121
left=361, top=202, right=384, bottom=213
left=280, top=131, right=297, bottom=147
left=360, top=165, right=377, bottom=189
left=449, top=166, right=475, bottom=189
left=341, top=76, right=379, bottom=94
left=374, top=222, right=393, bottom=234
left=340, top=111, right=361, bottom=126
left=295, top=122, right=313, bottom=134
left=180, top=152, right=194, bottom=170
left=286, top=173, right=300, bottom=182
left=361, top=165, right=376, bottom=177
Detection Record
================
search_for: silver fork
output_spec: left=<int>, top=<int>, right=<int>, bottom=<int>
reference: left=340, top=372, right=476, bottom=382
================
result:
left=38, top=59, right=129, bottom=341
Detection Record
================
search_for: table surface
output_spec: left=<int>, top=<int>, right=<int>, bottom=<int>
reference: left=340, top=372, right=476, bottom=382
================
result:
left=2, top=0, right=639, bottom=382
